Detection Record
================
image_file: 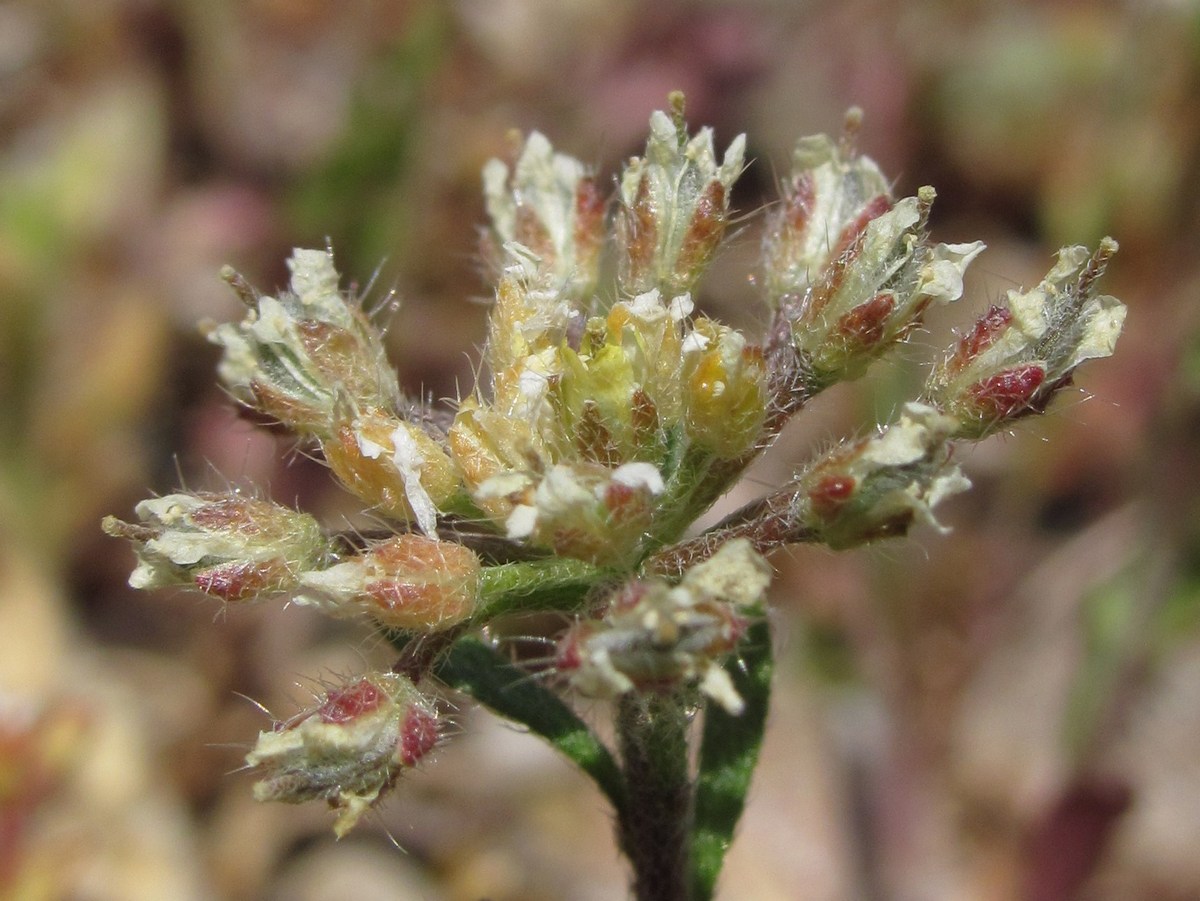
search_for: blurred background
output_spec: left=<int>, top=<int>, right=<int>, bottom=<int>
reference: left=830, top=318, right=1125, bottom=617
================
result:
left=1, top=0, right=1198, bottom=898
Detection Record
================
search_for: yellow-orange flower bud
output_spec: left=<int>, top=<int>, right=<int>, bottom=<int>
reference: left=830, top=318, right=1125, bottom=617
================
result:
left=297, top=534, right=483, bottom=631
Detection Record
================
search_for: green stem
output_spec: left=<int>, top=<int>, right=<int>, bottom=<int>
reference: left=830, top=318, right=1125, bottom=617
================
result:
left=616, top=691, right=695, bottom=901
left=476, top=556, right=608, bottom=619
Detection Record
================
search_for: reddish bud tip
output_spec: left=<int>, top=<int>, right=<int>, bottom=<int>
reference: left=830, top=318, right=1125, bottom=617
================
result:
left=193, top=560, right=283, bottom=601
left=399, top=705, right=439, bottom=766
left=835, top=292, right=895, bottom=349
left=574, top=176, right=606, bottom=256
left=783, top=171, right=817, bottom=233
left=967, top=365, right=1047, bottom=419
left=675, top=180, right=728, bottom=277
left=808, top=474, right=857, bottom=519
left=317, top=679, right=385, bottom=725
left=832, top=194, right=892, bottom=259
left=950, top=306, right=1013, bottom=375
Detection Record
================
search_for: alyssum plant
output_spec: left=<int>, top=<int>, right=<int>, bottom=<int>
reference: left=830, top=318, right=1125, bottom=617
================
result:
left=104, top=96, right=1125, bottom=900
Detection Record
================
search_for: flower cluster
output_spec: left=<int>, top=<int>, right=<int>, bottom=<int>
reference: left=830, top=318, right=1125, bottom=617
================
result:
left=105, top=99, right=1125, bottom=838
left=556, top=539, right=770, bottom=714
left=245, top=672, right=439, bottom=837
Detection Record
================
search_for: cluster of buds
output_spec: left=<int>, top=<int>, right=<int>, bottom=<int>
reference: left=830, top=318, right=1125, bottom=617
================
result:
left=556, top=540, right=770, bottom=714
left=246, top=672, right=439, bottom=837
left=210, top=249, right=461, bottom=535
left=763, top=111, right=984, bottom=390
left=617, top=96, right=746, bottom=298
left=101, top=493, right=332, bottom=601
left=926, top=238, right=1125, bottom=438
left=106, top=98, right=1127, bottom=839
left=450, top=103, right=763, bottom=564
left=793, top=403, right=971, bottom=549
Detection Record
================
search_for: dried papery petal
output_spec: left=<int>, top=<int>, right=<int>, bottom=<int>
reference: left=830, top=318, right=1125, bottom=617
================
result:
left=321, top=409, right=461, bottom=536
left=245, top=672, right=439, bottom=837
left=102, top=493, right=331, bottom=601
left=927, top=238, right=1125, bottom=438
left=296, top=534, right=483, bottom=631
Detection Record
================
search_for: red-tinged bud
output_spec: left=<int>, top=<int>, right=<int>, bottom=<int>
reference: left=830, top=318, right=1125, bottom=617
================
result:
left=482, top=131, right=603, bottom=301
left=297, top=534, right=483, bottom=631
left=246, top=672, right=439, bottom=837
left=764, top=116, right=985, bottom=390
left=927, top=239, right=1125, bottom=439
left=102, top=493, right=331, bottom=601
left=762, top=113, right=892, bottom=307
left=834, top=292, right=895, bottom=350
left=790, top=185, right=984, bottom=385
left=617, top=102, right=745, bottom=296
left=795, top=403, right=971, bottom=549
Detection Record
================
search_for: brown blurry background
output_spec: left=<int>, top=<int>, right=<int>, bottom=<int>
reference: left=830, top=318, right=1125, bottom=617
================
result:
left=1, top=1, right=1197, bottom=899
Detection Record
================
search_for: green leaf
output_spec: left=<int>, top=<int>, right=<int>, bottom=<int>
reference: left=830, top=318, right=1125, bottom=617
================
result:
left=433, top=637, right=627, bottom=819
left=690, top=618, right=774, bottom=900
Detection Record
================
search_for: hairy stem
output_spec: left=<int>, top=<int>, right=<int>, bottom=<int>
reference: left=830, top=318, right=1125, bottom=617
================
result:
left=616, top=691, right=695, bottom=901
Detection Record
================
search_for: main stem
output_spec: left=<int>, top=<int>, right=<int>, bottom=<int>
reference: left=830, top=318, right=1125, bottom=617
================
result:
left=616, top=691, right=694, bottom=901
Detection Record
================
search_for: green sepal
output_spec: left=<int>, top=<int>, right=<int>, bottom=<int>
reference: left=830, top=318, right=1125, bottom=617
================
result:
left=690, top=618, right=773, bottom=900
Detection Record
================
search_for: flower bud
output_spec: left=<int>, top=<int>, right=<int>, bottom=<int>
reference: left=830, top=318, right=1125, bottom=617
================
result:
left=245, top=672, right=439, bottom=837
left=763, top=111, right=893, bottom=306
left=102, top=493, right=331, bottom=601
left=296, top=534, right=482, bottom=631
left=554, top=290, right=691, bottom=462
left=927, top=239, right=1126, bottom=439
left=681, top=318, right=768, bottom=459
left=796, top=402, right=971, bottom=549
left=209, top=248, right=402, bottom=437
left=617, top=97, right=745, bottom=296
left=482, top=461, right=666, bottom=565
left=321, top=407, right=460, bottom=536
left=483, top=132, right=605, bottom=300
left=556, top=540, right=769, bottom=713
left=484, top=258, right=574, bottom=382
left=789, top=186, right=984, bottom=385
